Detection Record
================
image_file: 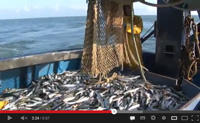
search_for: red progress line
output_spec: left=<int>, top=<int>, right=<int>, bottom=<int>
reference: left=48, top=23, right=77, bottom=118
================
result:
left=0, top=110, right=112, bottom=114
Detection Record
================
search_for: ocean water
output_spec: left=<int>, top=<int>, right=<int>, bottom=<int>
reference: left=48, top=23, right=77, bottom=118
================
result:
left=0, top=15, right=198, bottom=59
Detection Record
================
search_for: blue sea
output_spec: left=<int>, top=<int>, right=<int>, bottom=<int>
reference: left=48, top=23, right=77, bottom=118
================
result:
left=0, top=15, right=198, bottom=59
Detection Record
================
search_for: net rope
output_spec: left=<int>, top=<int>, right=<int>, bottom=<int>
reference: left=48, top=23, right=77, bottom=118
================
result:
left=81, top=0, right=125, bottom=78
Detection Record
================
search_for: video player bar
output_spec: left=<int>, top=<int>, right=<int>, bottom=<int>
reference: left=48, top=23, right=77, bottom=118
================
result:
left=0, top=111, right=199, bottom=122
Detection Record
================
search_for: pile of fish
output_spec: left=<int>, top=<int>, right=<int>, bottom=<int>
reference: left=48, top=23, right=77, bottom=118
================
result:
left=0, top=71, right=188, bottom=111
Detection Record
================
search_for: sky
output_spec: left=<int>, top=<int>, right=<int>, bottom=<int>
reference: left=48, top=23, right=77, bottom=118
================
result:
left=0, top=0, right=88, bottom=19
left=0, top=0, right=197, bottom=19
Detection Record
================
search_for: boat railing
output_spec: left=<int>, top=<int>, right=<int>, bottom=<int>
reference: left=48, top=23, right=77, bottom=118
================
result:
left=0, top=49, right=83, bottom=71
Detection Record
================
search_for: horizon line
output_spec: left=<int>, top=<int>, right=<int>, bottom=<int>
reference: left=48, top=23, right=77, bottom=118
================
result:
left=0, top=15, right=163, bottom=20
left=0, top=14, right=198, bottom=21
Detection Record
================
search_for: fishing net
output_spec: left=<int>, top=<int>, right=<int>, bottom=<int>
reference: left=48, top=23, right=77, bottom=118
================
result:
left=82, top=0, right=132, bottom=77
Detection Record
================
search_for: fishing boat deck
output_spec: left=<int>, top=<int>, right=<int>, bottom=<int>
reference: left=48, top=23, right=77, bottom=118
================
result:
left=0, top=50, right=199, bottom=111
left=0, top=69, right=199, bottom=111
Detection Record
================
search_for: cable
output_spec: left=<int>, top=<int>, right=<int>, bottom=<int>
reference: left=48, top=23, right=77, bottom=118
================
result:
left=171, top=6, right=196, bottom=11
left=138, top=0, right=195, bottom=11
left=138, top=0, right=184, bottom=8
left=131, top=1, right=147, bottom=82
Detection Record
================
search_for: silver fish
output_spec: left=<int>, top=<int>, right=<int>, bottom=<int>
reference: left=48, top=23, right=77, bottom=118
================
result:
left=0, top=70, right=188, bottom=111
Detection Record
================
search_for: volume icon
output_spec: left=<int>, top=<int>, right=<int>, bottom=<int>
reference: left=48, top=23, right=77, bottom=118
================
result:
left=21, top=116, right=25, bottom=120
left=21, top=116, right=28, bottom=120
